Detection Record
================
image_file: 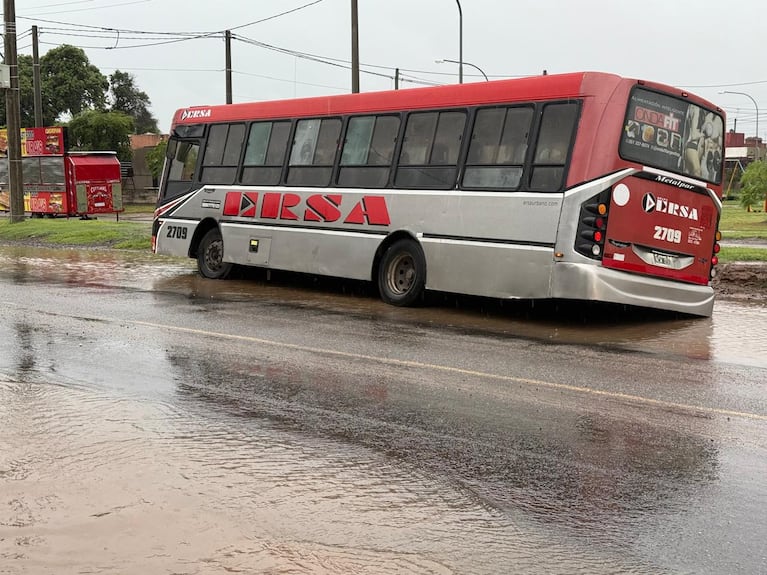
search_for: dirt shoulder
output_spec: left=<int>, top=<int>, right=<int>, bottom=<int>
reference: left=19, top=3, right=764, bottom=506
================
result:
left=712, top=262, right=767, bottom=300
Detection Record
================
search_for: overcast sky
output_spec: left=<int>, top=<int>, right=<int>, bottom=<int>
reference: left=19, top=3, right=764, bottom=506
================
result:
left=16, top=0, right=767, bottom=138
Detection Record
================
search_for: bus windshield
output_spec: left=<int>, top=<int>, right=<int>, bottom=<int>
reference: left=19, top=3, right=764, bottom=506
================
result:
left=620, top=87, right=724, bottom=185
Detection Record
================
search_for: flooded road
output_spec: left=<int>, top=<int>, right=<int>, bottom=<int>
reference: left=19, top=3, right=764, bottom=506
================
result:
left=1, top=246, right=766, bottom=574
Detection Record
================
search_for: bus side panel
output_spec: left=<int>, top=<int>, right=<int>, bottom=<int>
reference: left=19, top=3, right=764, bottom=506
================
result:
left=221, top=223, right=380, bottom=281
left=422, top=241, right=554, bottom=299
left=155, top=218, right=198, bottom=258
left=158, top=186, right=566, bottom=300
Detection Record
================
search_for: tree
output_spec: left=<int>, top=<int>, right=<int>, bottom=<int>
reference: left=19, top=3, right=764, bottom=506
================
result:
left=0, top=55, right=36, bottom=126
left=145, top=139, right=168, bottom=183
left=68, top=110, right=134, bottom=161
left=39, top=45, right=109, bottom=123
left=109, top=70, right=159, bottom=134
left=0, top=45, right=107, bottom=126
left=739, top=160, right=767, bottom=212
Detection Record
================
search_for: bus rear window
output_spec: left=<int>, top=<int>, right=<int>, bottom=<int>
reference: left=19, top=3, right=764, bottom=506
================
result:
left=620, top=87, right=724, bottom=185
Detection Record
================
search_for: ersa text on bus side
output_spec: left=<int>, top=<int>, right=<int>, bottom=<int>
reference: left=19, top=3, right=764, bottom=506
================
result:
left=221, top=191, right=392, bottom=226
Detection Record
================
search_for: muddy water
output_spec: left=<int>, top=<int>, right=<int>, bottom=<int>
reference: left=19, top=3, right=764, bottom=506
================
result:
left=0, top=343, right=630, bottom=575
left=1, top=246, right=766, bottom=574
left=5, top=245, right=764, bottom=367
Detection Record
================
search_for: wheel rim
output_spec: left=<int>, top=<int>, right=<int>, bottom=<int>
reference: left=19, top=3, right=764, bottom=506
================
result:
left=385, top=253, right=416, bottom=295
left=204, top=238, right=224, bottom=272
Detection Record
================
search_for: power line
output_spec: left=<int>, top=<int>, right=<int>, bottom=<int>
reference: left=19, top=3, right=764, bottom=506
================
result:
left=23, top=0, right=152, bottom=17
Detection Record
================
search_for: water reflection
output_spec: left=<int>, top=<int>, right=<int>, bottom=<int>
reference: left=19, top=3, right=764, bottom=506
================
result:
left=1, top=244, right=765, bottom=369
left=167, top=349, right=719, bottom=537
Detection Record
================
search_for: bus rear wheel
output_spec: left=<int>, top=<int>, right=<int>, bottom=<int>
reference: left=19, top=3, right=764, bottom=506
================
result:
left=197, top=228, right=232, bottom=279
left=377, top=238, right=426, bottom=306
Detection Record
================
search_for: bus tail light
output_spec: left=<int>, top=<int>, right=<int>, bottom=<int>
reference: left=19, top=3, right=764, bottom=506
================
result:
left=710, top=231, right=722, bottom=279
left=575, top=189, right=611, bottom=260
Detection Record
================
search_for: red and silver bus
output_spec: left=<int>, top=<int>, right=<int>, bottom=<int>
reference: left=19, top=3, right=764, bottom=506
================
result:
left=152, top=71, right=725, bottom=317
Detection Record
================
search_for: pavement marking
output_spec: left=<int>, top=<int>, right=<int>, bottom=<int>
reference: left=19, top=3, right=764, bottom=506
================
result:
left=127, top=319, right=767, bottom=423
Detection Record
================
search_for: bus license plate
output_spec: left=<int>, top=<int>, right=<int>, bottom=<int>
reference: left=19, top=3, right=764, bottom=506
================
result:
left=653, top=252, right=673, bottom=267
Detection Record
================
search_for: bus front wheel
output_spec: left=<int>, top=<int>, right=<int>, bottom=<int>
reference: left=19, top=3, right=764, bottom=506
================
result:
left=197, top=228, right=232, bottom=279
left=377, top=239, right=426, bottom=306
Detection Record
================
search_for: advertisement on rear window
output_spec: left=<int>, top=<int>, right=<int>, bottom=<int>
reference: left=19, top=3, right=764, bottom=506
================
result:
left=620, top=88, right=723, bottom=184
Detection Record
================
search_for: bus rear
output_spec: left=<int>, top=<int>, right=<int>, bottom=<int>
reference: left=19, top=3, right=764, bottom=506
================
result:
left=555, top=82, right=724, bottom=316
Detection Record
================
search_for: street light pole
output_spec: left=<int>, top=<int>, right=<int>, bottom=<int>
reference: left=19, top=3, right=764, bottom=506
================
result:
left=720, top=90, right=759, bottom=155
left=435, top=58, right=488, bottom=81
left=455, top=0, right=462, bottom=84
left=351, top=0, right=359, bottom=93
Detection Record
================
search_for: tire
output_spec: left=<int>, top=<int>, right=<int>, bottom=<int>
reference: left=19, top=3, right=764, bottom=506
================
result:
left=377, top=238, right=426, bottom=306
left=197, top=227, right=232, bottom=279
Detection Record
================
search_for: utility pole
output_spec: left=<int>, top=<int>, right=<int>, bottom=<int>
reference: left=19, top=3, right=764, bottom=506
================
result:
left=32, top=26, right=43, bottom=127
left=3, top=0, right=24, bottom=222
left=225, top=30, right=232, bottom=104
left=455, top=0, right=463, bottom=84
left=351, top=0, right=359, bottom=93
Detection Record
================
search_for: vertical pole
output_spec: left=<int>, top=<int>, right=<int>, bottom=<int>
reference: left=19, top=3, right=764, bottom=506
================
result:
left=4, top=0, right=24, bottom=222
left=32, top=25, right=43, bottom=127
left=225, top=30, right=232, bottom=104
left=455, top=0, right=463, bottom=84
left=351, top=0, right=359, bottom=93
left=394, top=68, right=399, bottom=90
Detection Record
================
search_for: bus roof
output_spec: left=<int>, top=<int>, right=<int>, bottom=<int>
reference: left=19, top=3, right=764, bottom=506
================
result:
left=171, top=71, right=721, bottom=128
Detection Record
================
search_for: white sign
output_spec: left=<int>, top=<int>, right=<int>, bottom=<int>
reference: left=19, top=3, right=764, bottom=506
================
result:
left=0, top=65, right=10, bottom=89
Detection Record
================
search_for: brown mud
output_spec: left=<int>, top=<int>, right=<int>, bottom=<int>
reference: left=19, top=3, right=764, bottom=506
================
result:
left=712, top=262, right=767, bottom=300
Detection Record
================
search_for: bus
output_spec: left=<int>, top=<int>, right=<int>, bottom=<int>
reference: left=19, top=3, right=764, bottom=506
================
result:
left=152, top=71, right=725, bottom=317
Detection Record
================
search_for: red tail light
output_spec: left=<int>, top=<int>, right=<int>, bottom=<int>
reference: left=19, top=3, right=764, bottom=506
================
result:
left=575, top=189, right=611, bottom=260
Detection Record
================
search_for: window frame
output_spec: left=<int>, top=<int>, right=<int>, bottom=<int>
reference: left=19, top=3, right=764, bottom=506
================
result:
left=239, top=120, right=291, bottom=186
left=286, top=116, right=343, bottom=187
left=527, top=101, right=580, bottom=192
left=394, top=108, right=468, bottom=190
left=200, top=122, right=246, bottom=185
left=461, top=104, right=535, bottom=191
left=337, top=113, right=401, bottom=189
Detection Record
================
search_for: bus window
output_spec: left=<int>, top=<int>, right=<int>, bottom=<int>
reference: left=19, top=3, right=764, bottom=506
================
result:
left=530, top=102, right=579, bottom=192
left=396, top=110, right=466, bottom=189
left=241, top=121, right=290, bottom=186
left=201, top=123, right=246, bottom=185
left=463, top=106, right=533, bottom=190
left=338, top=115, right=400, bottom=188
left=620, top=88, right=724, bottom=185
left=168, top=141, right=199, bottom=182
left=287, top=118, right=342, bottom=187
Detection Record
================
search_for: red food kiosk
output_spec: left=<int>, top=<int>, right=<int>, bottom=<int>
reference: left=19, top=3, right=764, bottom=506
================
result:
left=0, top=126, right=123, bottom=218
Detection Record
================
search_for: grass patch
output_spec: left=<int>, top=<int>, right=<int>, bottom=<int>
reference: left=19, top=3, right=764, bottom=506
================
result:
left=0, top=217, right=152, bottom=250
left=717, top=246, right=767, bottom=263
left=121, top=203, right=156, bottom=215
left=719, top=202, right=767, bottom=240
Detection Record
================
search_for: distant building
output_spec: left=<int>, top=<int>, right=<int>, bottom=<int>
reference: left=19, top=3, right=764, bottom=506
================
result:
left=723, top=130, right=765, bottom=198
left=123, top=133, right=168, bottom=204
left=724, top=130, right=764, bottom=163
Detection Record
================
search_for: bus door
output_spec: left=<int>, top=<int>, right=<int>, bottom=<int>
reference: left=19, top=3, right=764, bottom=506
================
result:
left=600, top=173, right=719, bottom=286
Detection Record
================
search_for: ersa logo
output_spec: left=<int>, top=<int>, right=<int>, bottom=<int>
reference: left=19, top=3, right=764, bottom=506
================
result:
left=180, top=109, right=212, bottom=121
left=642, top=193, right=699, bottom=221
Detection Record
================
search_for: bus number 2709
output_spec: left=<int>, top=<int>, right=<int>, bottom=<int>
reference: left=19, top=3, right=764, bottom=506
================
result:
left=653, top=225, right=681, bottom=244
left=166, top=225, right=188, bottom=240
